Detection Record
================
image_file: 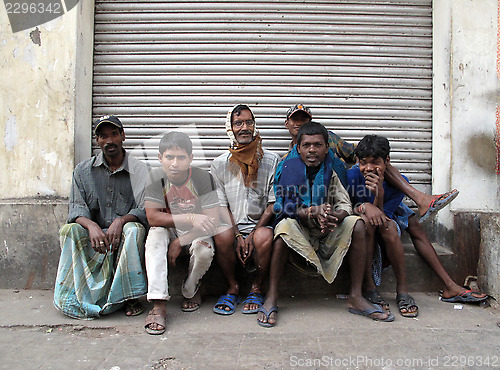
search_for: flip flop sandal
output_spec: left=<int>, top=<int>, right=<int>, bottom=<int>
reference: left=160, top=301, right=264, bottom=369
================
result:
left=213, top=294, right=240, bottom=315
left=124, top=299, right=144, bottom=316
left=144, top=308, right=166, bottom=335
left=419, top=189, right=459, bottom=223
left=241, top=292, right=264, bottom=314
left=348, top=304, right=394, bottom=322
left=257, top=306, right=279, bottom=328
left=441, top=289, right=488, bottom=303
left=181, top=297, right=201, bottom=312
left=363, top=289, right=390, bottom=311
left=397, top=293, right=419, bottom=317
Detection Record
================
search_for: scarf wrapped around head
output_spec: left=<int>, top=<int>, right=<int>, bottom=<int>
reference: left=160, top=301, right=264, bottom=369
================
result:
left=225, top=105, right=263, bottom=188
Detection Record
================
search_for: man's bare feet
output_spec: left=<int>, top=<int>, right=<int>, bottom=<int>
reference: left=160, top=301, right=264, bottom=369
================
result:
left=182, top=290, right=201, bottom=312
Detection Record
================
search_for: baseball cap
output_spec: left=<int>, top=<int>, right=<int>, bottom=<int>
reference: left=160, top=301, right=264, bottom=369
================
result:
left=94, top=115, right=123, bottom=134
left=286, top=104, right=312, bottom=119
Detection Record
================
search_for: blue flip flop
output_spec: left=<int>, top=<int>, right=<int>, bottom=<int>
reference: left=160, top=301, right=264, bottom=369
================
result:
left=348, top=304, right=394, bottom=322
left=420, top=189, right=459, bottom=223
left=257, top=306, right=278, bottom=328
left=213, top=294, right=240, bottom=315
left=241, top=292, right=264, bottom=314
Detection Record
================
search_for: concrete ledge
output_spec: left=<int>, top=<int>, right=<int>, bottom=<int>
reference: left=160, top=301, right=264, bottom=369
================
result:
left=0, top=198, right=68, bottom=289
left=1, top=199, right=461, bottom=295
left=478, top=214, right=500, bottom=300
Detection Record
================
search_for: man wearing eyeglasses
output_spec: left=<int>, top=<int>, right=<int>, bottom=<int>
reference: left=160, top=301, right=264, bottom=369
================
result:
left=210, top=105, right=279, bottom=316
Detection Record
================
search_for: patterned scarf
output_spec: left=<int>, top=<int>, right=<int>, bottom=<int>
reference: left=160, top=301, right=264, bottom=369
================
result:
left=273, top=146, right=347, bottom=221
left=225, top=106, right=263, bottom=188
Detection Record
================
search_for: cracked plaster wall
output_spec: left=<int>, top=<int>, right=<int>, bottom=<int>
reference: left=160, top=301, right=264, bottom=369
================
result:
left=0, top=8, right=77, bottom=198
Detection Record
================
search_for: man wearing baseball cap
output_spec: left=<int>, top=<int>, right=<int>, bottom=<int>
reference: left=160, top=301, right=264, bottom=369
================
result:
left=54, top=115, right=149, bottom=319
left=257, top=104, right=460, bottom=327
left=283, top=104, right=458, bottom=222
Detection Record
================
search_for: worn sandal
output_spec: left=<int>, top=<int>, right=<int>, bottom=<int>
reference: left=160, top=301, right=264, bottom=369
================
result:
left=144, top=308, right=166, bottom=335
left=441, top=289, right=488, bottom=303
left=213, top=294, right=240, bottom=315
left=124, top=299, right=144, bottom=316
left=241, top=292, right=264, bottom=314
left=363, top=289, right=390, bottom=311
left=397, top=293, right=419, bottom=318
left=257, top=306, right=279, bottom=328
left=420, top=190, right=459, bottom=223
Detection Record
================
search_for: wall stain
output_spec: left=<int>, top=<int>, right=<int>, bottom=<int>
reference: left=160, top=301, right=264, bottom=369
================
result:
left=467, top=134, right=497, bottom=173
left=30, top=27, right=41, bottom=46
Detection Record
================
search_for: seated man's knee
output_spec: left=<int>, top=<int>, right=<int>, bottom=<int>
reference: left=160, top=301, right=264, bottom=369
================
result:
left=122, top=221, right=145, bottom=235
left=353, top=219, right=366, bottom=236
left=363, top=220, right=375, bottom=236
left=379, top=220, right=400, bottom=243
left=192, top=240, right=215, bottom=262
left=252, top=227, right=273, bottom=251
left=213, top=227, right=234, bottom=251
left=59, top=223, right=87, bottom=238
left=145, top=227, right=170, bottom=248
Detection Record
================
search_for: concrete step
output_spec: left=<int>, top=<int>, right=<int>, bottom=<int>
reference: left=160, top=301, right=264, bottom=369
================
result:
left=171, top=243, right=458, bottom=298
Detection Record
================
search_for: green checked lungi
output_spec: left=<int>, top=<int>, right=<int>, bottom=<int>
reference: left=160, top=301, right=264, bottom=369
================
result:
left=53, top=222, right=146, bottom=319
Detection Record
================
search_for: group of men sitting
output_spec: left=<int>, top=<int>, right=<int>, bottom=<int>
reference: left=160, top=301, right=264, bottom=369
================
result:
left=53, top=104, right=487, bottom=334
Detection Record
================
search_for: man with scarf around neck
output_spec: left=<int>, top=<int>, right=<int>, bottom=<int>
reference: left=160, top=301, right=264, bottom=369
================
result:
left=257, top=122, right=393, bottom=327
left=210, top=105, right=280, bottom=315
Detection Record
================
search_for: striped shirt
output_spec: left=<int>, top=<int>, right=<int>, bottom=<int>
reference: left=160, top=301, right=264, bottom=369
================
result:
left=210, top=149, right=279, bottom=233
left=68, top=151, right=148, bottom=228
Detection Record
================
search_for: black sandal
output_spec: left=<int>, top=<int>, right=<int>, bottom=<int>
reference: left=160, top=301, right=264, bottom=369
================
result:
left=396, top=293, right=419, bottom=318
left=364, top=289, right=390, bottom=311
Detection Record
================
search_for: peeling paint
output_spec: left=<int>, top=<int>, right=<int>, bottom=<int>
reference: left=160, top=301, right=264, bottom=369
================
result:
left=22, top=43, right=36, bottom=67
left=496, top=107, right=500, bottom=175
left=4, top=116, right=18, bottom=151
left=30, top=27, right=41, bottom=46
left=36, top=183, right=56, bottom=196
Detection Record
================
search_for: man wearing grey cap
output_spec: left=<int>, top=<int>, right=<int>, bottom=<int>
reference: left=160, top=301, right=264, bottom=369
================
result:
left=53, top=115, right=149, bottom=319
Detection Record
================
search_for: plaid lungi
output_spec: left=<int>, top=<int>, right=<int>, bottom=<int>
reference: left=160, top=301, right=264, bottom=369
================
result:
left=53, top=222, right=146, bottom=319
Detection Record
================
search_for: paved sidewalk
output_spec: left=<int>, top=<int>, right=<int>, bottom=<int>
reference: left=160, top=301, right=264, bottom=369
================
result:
left=0, top=289, right=499, bottom=369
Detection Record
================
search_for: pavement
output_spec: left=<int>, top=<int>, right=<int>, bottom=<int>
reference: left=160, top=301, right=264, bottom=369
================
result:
left=0, top=289, right=499, bottom=370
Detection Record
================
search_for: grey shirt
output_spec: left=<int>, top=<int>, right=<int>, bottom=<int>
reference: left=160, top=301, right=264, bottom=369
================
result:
left=210, top=149, right=279, bottom=234
left=68, top=151, right=148, bottom=228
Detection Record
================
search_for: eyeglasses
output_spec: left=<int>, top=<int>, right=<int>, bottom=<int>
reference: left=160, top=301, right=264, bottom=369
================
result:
left=233, top=119, right=255, bottom=128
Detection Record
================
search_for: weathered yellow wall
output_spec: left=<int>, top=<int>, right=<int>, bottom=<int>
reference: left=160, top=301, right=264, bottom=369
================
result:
left=0, top=8, right=77, bottom=198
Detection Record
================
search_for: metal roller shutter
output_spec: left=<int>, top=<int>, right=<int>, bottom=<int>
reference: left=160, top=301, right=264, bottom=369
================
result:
left=92, top=0, right=432, bottom=190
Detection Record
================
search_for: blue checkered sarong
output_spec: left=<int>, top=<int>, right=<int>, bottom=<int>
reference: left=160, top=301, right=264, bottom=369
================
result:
left=53, top=222, right=146, bottom=319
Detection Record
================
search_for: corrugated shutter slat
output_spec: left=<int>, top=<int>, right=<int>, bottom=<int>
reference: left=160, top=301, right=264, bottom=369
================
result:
left=93, top=0, right=432, bottom=189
